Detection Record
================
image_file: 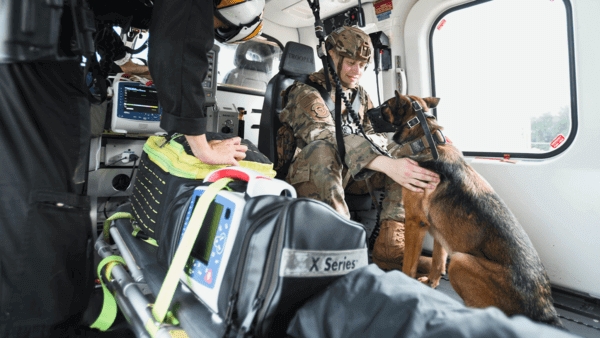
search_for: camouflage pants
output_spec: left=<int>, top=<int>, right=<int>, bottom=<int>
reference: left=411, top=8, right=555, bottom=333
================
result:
left=286, top=140, right=405, bottom=222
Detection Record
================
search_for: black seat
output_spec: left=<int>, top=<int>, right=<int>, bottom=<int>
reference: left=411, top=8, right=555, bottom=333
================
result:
left=258, top=41, right=316, bottom=173
left=258, top=41, right=373, bottom=215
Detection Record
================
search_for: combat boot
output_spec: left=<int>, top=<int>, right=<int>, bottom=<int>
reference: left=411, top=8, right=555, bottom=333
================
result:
left=372, top=219, right=406, bottom=270
left=372, top=220, right=432, bottom=273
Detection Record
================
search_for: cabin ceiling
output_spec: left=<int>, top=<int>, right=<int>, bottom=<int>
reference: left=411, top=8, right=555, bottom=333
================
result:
left=265, top=0, right=375, bottom=29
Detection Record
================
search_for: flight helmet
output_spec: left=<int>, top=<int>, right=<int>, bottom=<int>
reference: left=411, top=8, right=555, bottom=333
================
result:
left=214, top=0, right=265, bottom=44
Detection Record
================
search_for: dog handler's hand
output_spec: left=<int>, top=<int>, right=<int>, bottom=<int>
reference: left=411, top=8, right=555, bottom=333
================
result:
left=366, top=156, right=440, bottom=193
left=185, top=134, right=247, bottom=166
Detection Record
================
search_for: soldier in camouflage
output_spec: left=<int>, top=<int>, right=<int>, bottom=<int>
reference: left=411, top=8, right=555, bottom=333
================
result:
left=279, top=26, right=440, bottom=272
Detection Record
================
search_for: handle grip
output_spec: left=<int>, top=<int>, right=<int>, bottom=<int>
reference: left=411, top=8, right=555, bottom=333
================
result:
left=203, top=167, right=297, bottom=198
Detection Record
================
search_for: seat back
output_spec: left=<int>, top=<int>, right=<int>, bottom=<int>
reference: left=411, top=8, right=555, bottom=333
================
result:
left=258, top=42, right=316, bottom=176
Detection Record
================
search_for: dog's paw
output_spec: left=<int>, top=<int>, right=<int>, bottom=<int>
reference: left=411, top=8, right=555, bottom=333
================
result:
left=418, top=276, right=440, bottom=289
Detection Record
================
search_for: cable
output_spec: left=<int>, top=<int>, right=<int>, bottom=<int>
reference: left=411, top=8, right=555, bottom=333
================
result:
left=325, top=56, right=393, bottom=158
left=104, top=197, right=111, bottom=220
left=374, top=51, right=382, bottom=106
left=105, top=158, right=126, bottom=167
left=368, top=192, right=385, bottom=251
left=127, top=154, right=139, bottom=184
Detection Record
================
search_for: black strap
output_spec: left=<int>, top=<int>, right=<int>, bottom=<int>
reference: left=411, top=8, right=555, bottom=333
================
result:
left=334, top=89, right=346, bottom=163
left=85, top=55, right=108, bottom=104
left=409, top=98, right=440, bottom=160
left=301, top=77, right=363, bottom=165
left=304, top=78, right=362, bottom=122
left=304, top=77, right=334, bottom=113
left=303, top=76, right=345, bottom=164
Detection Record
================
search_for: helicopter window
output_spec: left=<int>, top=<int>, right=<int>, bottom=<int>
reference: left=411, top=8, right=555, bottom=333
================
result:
left=430, top=0, right=576, bottom=158
left=217, top=38, right=283, bottom=94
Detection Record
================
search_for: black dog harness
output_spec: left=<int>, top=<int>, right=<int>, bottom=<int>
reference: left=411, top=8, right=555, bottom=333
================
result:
left=366, top=93, right=446, bottom=160
left=404, top=97, right=446, bottom=160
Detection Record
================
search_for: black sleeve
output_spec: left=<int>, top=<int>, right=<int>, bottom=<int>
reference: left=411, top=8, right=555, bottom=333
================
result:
left=149, top=0, right=214, bottom=135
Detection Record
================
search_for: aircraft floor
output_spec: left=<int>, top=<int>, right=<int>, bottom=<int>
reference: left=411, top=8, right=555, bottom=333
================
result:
left=361, top=211, right=600, bottom=338
left=432, top=274, right=600, bottom=338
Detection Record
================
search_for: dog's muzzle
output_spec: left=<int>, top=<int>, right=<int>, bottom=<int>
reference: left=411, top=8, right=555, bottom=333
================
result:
left=366, top=103, right=398, bottom=133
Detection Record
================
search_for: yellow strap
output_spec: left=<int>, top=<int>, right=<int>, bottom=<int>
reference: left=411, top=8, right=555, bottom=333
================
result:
left=90, top=255, right=126, bottom=331
left=132, top=225, right=159, bottom=247
left=151, top=178, right=233, bottom=323
left=103, top=212, right=134, bottom=242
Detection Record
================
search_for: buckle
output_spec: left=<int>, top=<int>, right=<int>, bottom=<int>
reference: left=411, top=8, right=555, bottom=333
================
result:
left=317, top=40, right=327, bottom=58
left=406, top=117, right=420, bottom=129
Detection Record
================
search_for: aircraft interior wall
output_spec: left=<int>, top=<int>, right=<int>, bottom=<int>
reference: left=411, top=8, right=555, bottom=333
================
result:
left=404, top=0, right=600, bottom=298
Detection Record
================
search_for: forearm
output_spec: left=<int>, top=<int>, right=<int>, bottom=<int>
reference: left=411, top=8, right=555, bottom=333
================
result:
left=366, top=156, right=441, bottom=193
left=365, top=155, right=393, bottom=173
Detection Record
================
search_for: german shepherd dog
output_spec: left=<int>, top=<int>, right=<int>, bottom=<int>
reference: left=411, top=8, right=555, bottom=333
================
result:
left=378, top=92, right=563, bottom=328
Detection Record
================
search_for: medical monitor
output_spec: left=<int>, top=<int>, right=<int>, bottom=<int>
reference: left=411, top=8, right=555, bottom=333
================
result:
left=110, top=81, right=166, bottom=135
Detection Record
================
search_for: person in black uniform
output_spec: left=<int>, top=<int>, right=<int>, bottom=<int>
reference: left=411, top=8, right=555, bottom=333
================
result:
left=0, top=0, right=264, bottom=336
left=149, top=0, right=265, bottom=166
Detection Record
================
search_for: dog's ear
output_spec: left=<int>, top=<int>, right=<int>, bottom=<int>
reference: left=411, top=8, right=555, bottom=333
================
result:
left=394, top=90, right=408, bottom=108
left=423, top=97, right=440, bottom=109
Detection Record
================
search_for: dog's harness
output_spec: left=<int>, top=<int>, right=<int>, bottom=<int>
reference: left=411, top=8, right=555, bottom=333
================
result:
left=397, top=97, right=447, bottom=160
left=367, top=93, right=446, bottom=160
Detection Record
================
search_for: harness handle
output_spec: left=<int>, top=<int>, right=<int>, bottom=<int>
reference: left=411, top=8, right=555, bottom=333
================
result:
left=408, top=97, right=441, bottom=160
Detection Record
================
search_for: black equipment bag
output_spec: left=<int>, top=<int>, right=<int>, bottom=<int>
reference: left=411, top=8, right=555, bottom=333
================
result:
left=130, top=133, right=275, bottom=257
left=158, top=191, right=369, bottom=338
left=286, top=265, right=575, bottom=338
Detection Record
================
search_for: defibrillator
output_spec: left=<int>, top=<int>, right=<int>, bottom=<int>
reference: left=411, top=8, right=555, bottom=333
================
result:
left=177, top=168, right=296, bottom=314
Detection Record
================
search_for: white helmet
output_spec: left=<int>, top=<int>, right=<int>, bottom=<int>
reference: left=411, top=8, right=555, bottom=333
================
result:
left=214, top=0, right=265, bottom=44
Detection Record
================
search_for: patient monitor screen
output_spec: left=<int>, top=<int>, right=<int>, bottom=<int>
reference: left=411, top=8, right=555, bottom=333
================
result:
left=190, top=198, right=224, bottom=265
left=122, top=84, right=160, bottom=115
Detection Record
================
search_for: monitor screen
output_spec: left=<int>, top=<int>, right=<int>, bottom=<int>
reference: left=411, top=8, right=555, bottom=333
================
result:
left=190, top=198, right=224, bottom=265
left=122, top=84, right=160, bottom=114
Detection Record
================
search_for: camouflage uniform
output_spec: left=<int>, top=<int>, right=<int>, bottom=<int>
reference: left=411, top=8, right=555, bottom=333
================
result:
left=279, top=26, right=433, bottom=273
left=279, top=68, right=405, bottom=222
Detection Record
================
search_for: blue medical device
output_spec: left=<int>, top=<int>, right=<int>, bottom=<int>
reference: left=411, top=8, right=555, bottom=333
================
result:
left=179, top=187, right=245, bottom=313
left=177, top=167, right=296, bottom=314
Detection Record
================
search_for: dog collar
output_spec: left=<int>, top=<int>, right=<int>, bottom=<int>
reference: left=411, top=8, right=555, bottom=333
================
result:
left=396, top=129, right=447, bottom=159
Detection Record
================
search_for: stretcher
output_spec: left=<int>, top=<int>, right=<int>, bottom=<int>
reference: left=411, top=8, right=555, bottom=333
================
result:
left=93, top=167, right=298, bottom=338
left=94, top=212, right=580, bottom=338
left=92, top=168, right=581, bottom=338
left=92, top=167, right=370, bottom=338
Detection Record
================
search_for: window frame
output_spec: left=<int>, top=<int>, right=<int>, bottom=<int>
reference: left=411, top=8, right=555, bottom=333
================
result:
left=428, top=0, right=578, bottom=159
